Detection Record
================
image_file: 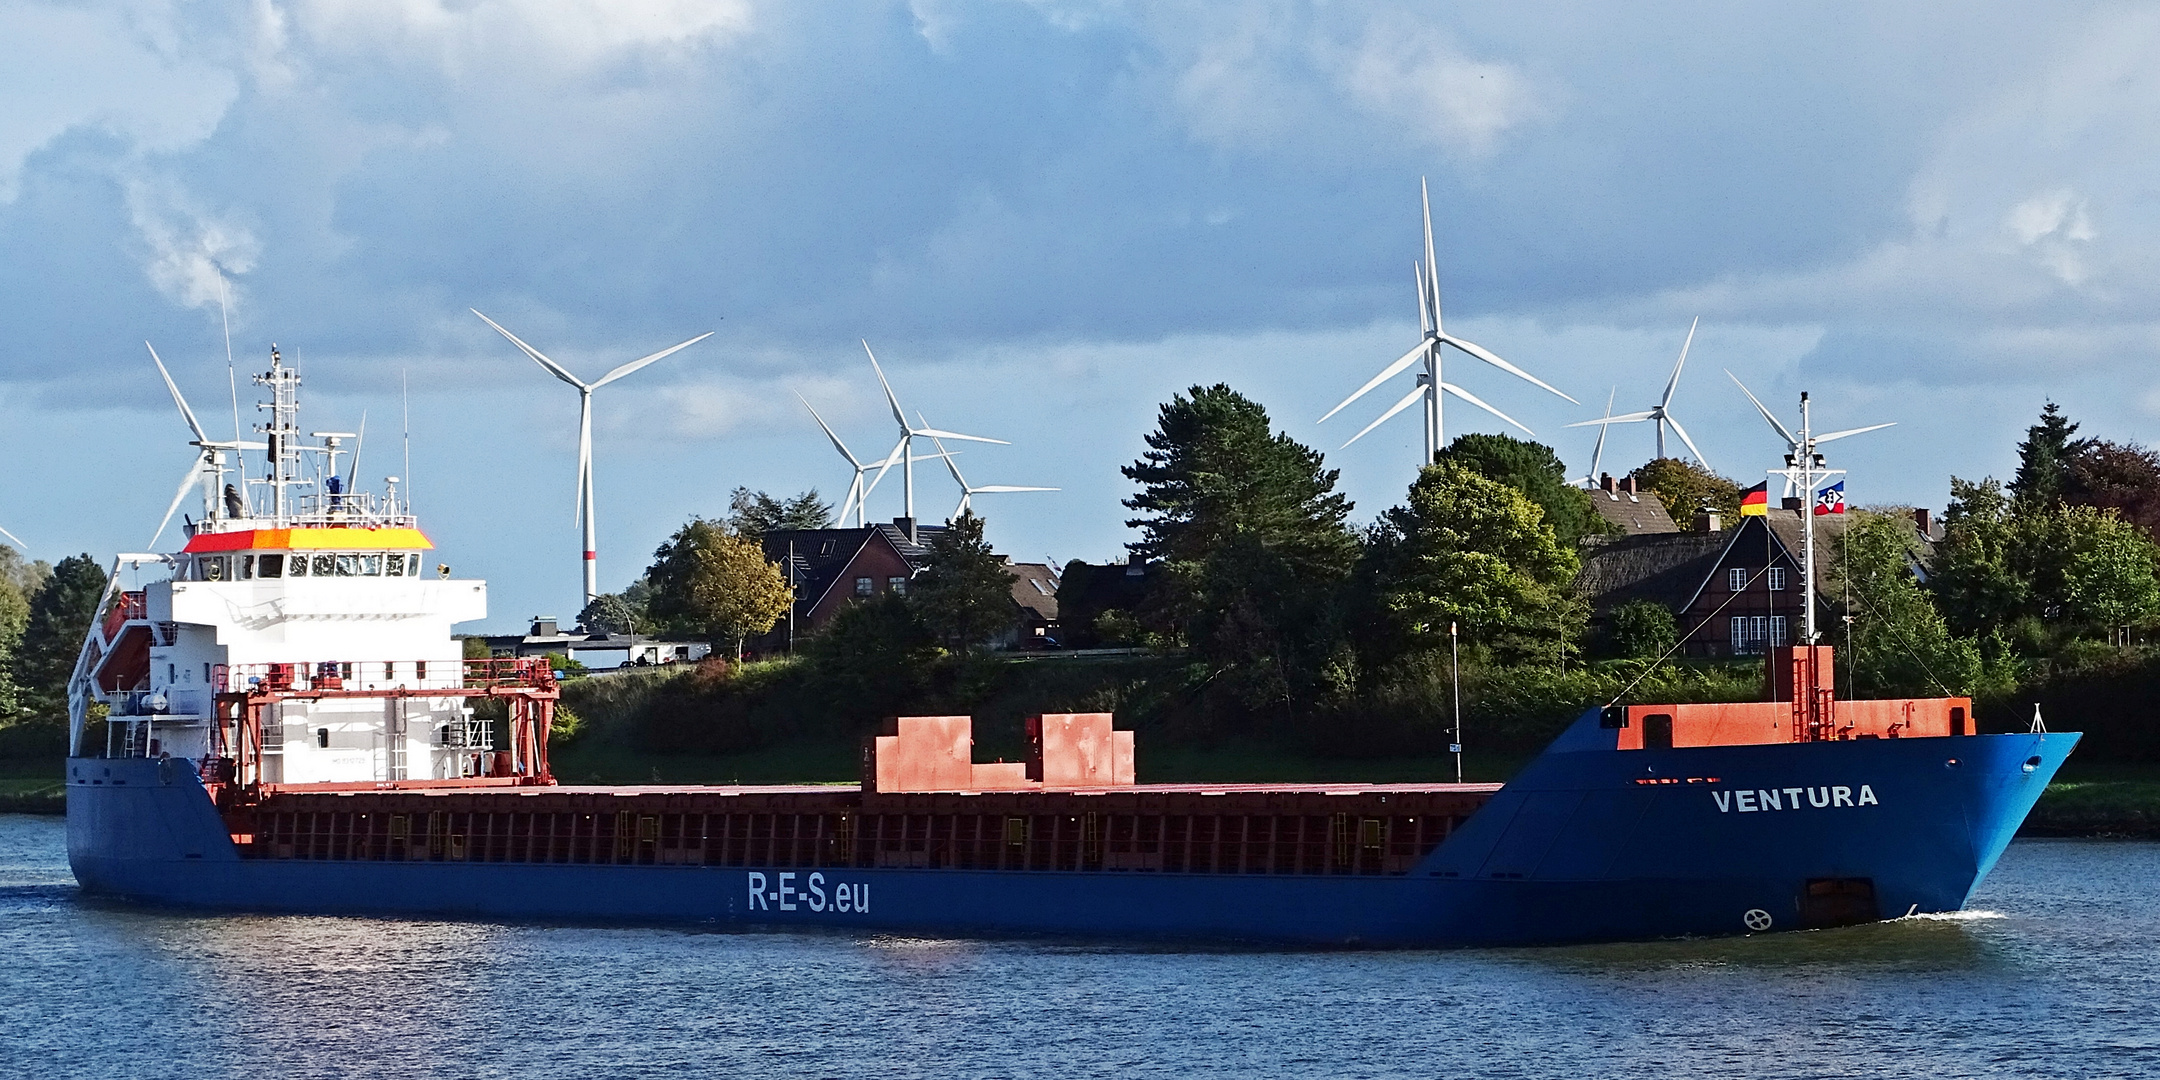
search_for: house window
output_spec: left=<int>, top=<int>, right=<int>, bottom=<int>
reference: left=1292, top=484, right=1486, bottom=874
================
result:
left=1732, top=615, right=1787, bottom=655
left=1767, top=567, right=1787, bottom=591
left=855, top=577, right=873, bottom=597
left=820, top=540, right=836, bottom=556
left=888, top=576, right=908, bottom=595
left=1771, top=616, right=1790, bottom=646
left=1029, top=579, right=1052, bottom=595
left=1728, top=567, right=1748, bottom=592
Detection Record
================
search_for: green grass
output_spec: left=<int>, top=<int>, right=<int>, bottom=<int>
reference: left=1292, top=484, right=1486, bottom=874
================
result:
left=0, top=775, right=64, bottom=814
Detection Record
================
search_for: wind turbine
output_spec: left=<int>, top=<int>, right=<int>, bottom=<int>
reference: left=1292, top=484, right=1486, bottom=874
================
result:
left=861, top=340, right=1006, bottom=540
left=472, top=310, right=712, bottom=607
left=0, top=523, right=23, bottom=550
left=1727, top=370, right=1894, bottom=498
left=1565, top=317, right=1709, bottom=466
left=921, top=419, right=1056, bottom=519
left=146, top=343, right=265, bottom=549
left=797, top=392, right=909, bottom=528
left=1573, top=387, right=1619, bottom=487
left=1319, top=177, right=1576, bottom=460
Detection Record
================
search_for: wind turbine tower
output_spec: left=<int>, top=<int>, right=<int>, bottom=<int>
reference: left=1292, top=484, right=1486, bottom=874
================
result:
left=473, top=310, right=712, bottom=608
left=1320, top=178, right=1576, bottom=461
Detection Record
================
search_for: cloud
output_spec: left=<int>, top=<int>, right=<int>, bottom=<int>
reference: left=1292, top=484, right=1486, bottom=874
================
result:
left=0, top=2, right=236, bottom=199
left=284, top=0, right=755, bottom=72
left=125, top=177, right=260, bottom=312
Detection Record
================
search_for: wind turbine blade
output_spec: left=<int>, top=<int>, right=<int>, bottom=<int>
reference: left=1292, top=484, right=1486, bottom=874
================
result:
left=1565, top=410, right=1656, bottom=428
left=472, top=309, right=589, bottom=390
left=862, top=341, right=910, bottom=431
left=1725, top=370, right=1798, bottom=448
left=1813, top=422, right=1895, bottom=445
left=1341, top=385, right=1428, bottom=449
left=347, top=410, right=367, bottom=490
left=796, top=393, right=862, bottom=467
left=147, top=343, right=209, bottom=445
left=922, top=425, right=968, bottom=489
left=911, top=427, right=1009, bottom=445
left=970, top=485, right=1058, bottom=493
left=1441, top=335, right=1578, bottom=404
left=575, top=396, right=593, bottom=527
left=149, top=464, right=201, bottom=550
left=1414, top=261, right=1432, bottom=337
left=0, top=524, right=23, bottom=548
left=862, top=435, right=909, bottom=499
left=1319, top=341, right=1428, bottom=424
left=1662, top=413, right=1709, bottom=468
left=1439, top=382, right=1535, bottom=437
left=1588, top=387, right=1614, bottom=481
left=592, top=332, right=713, bottom=388
left=1661, top=317, right=1699, bottom=409
left=1422, top=177, right=1441, bottom=335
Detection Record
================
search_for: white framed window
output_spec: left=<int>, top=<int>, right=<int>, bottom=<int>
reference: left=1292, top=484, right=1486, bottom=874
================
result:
left=1731, top=616, right=1750, bottom=652
left=1728, top=567, right=1748, bottom=592
left=1771, top=616, right=1790, bottom=646
left=855, top=577, right=873, bottom=597
left=888, top=576, right=908, bottom=595
left=1767, top=567, right=1787, bottom=591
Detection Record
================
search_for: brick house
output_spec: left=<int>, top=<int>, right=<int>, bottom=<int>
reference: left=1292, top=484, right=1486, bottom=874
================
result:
left=1576, top=504, right=1844, bottom=658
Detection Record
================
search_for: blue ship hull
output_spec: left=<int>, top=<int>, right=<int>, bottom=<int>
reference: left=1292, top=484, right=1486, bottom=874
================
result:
left=64, top=710, right=2077, bottom=947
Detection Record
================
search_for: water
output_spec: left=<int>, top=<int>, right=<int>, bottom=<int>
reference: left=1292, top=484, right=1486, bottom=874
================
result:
left=2, top=816, right=2153, bottom=1080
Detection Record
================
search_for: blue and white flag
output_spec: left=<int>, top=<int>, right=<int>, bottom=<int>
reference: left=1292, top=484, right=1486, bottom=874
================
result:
left=1814, top=481, right=1846, bottom=516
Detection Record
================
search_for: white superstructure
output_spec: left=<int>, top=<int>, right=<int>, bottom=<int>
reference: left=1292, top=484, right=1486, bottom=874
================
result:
left=70, top=347, right=496, bottom=784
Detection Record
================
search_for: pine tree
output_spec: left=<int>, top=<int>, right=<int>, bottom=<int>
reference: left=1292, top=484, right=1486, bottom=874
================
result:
left=2010, top=401, right=2083, bottom=511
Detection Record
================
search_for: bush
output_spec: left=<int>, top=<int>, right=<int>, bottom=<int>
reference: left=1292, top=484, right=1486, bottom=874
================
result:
left=1601, top=600, right=1678, bottom=660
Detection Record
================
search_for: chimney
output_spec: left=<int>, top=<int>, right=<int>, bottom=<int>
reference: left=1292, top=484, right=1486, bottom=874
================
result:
left=1622, top=476, right=1639, bottom=496
left=895, top=515, right=917, bottom=544
left=1914, top=507, right=1933, bottom=536
left=1782, top=496, right=1803, bottom=512
left=1693, top=510, right=1722, bottom=533
left=1125, top=552, right=1146, bottom=578
left=531, top=616, right=558, bottom=637
left=1600, top=473, right=1616, bottom=493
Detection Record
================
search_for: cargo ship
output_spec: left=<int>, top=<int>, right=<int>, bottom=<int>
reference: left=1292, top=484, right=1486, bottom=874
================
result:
left=64, top=350, right=2077, bottom=946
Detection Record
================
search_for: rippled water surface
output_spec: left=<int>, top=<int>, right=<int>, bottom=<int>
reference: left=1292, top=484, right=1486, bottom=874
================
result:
left=2, top=815, right=2154, bottom=1079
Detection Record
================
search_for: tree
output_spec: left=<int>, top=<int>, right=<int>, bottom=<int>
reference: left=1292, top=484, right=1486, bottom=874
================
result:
left=642, top=518, right=728, bottom=638
left=1122, top=384, right=1357, bottom=709
left=907, top=511, right=1014, bottom=655
left=1839, top=511, right=1987, bottom=696
left=1602, top=599, right=1678, bottom=660
left=1929, top=478, right=2029, bottom=638
left=1371, top=462, right=1583, bottom=663
left=11, top=554, right=108, bottom=730
left=687, top=530, right=795, bottom=660
left=2058, top=506, right=2160, bottom=633
left=577, top=592, right=648, bottom=636
left=1630, top=458, right=1742, bottom=522
left=805, top=592, right=937, bottom=721
left=728, top=487, right=834, bottom=538
left=1436, top=433, right=1611, bottom=545
left=2064, top=439, right=2160, bottom=539
left=0, top=546, right=44, bottom=722
left=2010, top=401, right=2083, bottom=511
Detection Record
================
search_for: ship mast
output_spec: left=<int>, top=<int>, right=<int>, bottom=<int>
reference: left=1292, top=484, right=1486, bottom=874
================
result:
left=255, top=348, right=303, bottom=526
left=1769, top=392, right=1841, bottom=644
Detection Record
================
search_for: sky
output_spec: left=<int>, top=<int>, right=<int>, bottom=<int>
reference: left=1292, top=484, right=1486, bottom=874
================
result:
left=4, top=1, right=2160, bottom=631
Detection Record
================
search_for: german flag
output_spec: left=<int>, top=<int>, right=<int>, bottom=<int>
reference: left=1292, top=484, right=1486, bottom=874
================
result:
left=1739, top=482, right=1769, bottom=516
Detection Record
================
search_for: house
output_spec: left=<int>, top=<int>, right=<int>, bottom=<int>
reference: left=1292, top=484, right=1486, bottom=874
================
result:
left=1046, top=554, right=1157, bottom=648
left=1575, top=503, right=1845, bottom=658
left=754, top=520, right=1064, bottom=651
left=760, top=522, right=944, bottom=649
left=1586, top=473, right=1679, bottom=535
left=477, top=616, right=712, bottom=668
left=1002, top=561, right=1061, bottom=648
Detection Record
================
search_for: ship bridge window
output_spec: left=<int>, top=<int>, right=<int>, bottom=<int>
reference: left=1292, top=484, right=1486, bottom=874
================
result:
left=311, top=554, right=335, bottom=577
left=358, top=554, right=383, bottom=576
left=201, top=556, right=228, bottom=581
left=240, top=555, right=254, bottom=579
left=288, top=555, right=307, bottom=577
left=386, top=554, right=405, bottom=576
left=258, top=554, right=284, bottom=578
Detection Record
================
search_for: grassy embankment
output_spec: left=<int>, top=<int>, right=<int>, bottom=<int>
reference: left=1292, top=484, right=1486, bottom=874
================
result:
left=0, top=757, right=64, bottom=814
